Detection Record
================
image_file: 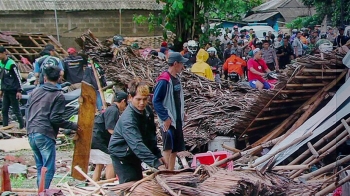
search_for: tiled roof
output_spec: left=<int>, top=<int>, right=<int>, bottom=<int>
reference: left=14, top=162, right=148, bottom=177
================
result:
left=0, top=0, right=164, bottom=11
left=242, top=11, right=279, bottom=22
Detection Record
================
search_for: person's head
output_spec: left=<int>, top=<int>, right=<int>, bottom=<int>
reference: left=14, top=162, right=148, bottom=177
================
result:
left=249, top=28, right=254, bottom=34
left=315, top=25, right=320, bottom=30
left=296, top=31, right=302, bottom=38
left=339, top=27, right=345, bottom=35
left=310, top=36, right=316, bottom=43
left=262, top=40, right=270, bottom=49
left=0, top=46, right=8, bottom=61
left=277, top=34, right=283, bottom=41
left=240, top=34, right=245, bottom=39
left=268, top=31, right=272, bottom=36
left=270, top=34, right=275, bottom=40
left=187, top=40, right=198, bottom=54
left=44, top=44, right=56, bottom=56
left=233, top=39, right=238, bottom=46
left=67, top=47, right=77, bottom=56
left=43, top=66, right=61, bottom=83
left=114, top=90, right=128, bottom=111
left=128, top=79, right=150, bottom=111
left=320, top=33, right=327, bottom=39
left=252, top=34, right=256, bottom=39
left=283, top=37, right=289, bottom=45
left=227, top=41, right=232, bottom=48
left=207, top=47, right=217, bottom=57
left=168, top=52, right=188, bottom=74
left=253, top=48, right=262, bottom=60
left=312, top=31, right=318, bottom=37
left=193, top=35, right=199, bottom=41
left=113, top=35, right=124, bottom=46
left=182, top=42, right=188, bottom=51
left=263, top=32, right=267, bottom=37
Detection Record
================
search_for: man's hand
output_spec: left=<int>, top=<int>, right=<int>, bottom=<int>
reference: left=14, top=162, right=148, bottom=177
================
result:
left=34, top=79, right=39, bottom=85
left=16, top=92, right=22, bottom=100
left=162, top=118, right=172, bottom=132
left=157, top=165, right=166, bottom=170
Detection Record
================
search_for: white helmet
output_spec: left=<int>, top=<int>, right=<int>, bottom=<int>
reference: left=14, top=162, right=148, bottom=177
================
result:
left=207, top=47, right=217, bottom=55
left=187, top=40, right=198, bottom=54
left=319, top=43, right=333, bottom=53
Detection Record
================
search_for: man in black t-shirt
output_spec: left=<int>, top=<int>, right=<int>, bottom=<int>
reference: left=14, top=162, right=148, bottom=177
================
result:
left=89, top=91, right=128, bottom=181
left=63, top=48, right=86, bottom=91
left=277, top=38, right=293, bottom=69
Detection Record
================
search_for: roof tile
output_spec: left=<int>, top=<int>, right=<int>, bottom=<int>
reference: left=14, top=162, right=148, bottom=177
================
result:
left=0, top=0, right=164, bottom=11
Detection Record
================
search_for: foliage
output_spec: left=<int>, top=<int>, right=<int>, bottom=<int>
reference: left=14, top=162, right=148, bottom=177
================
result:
left=133, top=13, right=162, bottom=32
left=301, top=0, right=350, bottom=26
left=10, top=174, right=26, bottom=188
left=286, top=16, right=321, bottom=29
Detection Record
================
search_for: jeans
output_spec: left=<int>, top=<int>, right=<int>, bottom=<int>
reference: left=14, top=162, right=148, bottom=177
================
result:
left=2, top=91, right=24, bottom=129
left=28, top=133, right=56, bottom=189
left=96, top=91, right=102, bottom=111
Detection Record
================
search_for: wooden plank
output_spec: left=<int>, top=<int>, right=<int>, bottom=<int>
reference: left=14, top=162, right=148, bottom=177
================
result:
left=280, top=89, right=320, bottom=93
left=302, top=68, right=345, bottom=73
left=246, top=123, right=279, bottom=132
left=71, top=81, right=97, bottom=181
left=294, top=75, right=337, bottom=79
left=262, top=104, right=301, bottom=111
left=286, top=83, right=326, bottom=87
left=28, top=36, right=42, bottom=47
left=271, top=99, right=308, bottom=103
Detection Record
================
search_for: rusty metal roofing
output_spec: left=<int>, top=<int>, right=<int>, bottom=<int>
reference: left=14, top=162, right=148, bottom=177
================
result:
left=0, top=0, right=164, bottom=11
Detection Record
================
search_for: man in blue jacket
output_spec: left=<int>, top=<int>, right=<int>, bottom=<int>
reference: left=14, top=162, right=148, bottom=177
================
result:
left=153, top=52, right=188, bottom=171
left=26, top=66, right=78, bottom=189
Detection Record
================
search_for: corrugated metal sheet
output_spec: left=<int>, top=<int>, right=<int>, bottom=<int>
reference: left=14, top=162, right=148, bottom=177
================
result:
left=0, top=0, right=164, bottom=11
left=242, top=12, right=279, bottom=22
left=252, top=0, right=292, bottom=12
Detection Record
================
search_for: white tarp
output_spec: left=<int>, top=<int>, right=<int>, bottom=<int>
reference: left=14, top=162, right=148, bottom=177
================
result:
left=256, top=78, right=350, bottom=168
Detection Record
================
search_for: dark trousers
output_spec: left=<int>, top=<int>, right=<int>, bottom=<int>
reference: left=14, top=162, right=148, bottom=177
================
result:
left=266, top=62, right=275, bottom=71
left=2, top=91, right=24, bottom=128
left=111, top=155, right=143, bottom=184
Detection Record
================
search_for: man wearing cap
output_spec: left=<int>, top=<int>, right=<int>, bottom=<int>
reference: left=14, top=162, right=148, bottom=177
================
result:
left=34, top=44, right=64, bottom=87
left=247, top=48, right=272, bottom=91
left=153, top=52, right=188, bottom=171
left=63, top=47, right=86, bottom=91
left=90, top=90, right=128, bottom=181
left=0, top=46, right=24, bottom=130
left=334, top=27, right=349, bottom=47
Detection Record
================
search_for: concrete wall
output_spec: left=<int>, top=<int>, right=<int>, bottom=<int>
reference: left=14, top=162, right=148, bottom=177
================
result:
left=0, top=10, right=162, bottom=48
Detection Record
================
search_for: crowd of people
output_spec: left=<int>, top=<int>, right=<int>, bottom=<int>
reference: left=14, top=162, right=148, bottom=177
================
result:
left=154, top=25, right=349, bottom=91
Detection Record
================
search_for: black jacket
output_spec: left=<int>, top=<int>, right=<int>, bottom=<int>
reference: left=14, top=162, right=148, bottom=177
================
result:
left=26, top=83, right=78, bottom=140
left=207, top=57, right=222, bottom=73
left=334, top=35, right=349, bottom=47
left=0, top=58, right=22, bottom=93
left=63, top=55, right=86, bottom=84
left=108, top=104, right=162, bottom=168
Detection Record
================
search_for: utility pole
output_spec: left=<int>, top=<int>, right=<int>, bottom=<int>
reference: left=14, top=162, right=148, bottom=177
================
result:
left=53, top=0, right=60, bottom=42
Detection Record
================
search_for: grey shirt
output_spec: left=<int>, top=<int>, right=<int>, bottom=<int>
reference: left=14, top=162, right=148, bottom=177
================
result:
left=292, top=38, right=303, bottom=56
left=261, top=48, right=277, bottom=64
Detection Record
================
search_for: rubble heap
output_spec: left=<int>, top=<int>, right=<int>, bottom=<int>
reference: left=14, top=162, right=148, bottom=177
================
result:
left=76, top=31, right=287, bottom=147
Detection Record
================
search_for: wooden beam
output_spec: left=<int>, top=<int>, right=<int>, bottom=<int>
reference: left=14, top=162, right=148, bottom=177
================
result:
left=294, top=75, right=337, bottom=79
left=302, top=68, right=345, bottom=73
left=286, top=83, right=326, bottom=87
left=280, top=89, right=320, bottom=93
left=246, top=123, right=279, bottom=132
left=255, top=114, right=290, bottom=121
left=271, top=99, right=308, bottom=103
left=262, top=104, right=301, bottom=111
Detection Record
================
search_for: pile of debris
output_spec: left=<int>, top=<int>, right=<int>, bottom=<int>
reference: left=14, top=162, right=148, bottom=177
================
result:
left=75, top=30, right=287, bottom=148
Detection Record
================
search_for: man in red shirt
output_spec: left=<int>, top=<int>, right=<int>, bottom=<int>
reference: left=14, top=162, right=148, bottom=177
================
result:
left=247, top=48, right=272, bottom=91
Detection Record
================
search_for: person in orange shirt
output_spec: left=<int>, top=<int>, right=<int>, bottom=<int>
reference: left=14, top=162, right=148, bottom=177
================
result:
left=180, top=42, right=188, bottom=56
left=223, top=50, right=247, bottom=82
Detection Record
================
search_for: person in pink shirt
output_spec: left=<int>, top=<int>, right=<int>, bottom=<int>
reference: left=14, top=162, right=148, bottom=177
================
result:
left=247, top=48, right=272, bottom=91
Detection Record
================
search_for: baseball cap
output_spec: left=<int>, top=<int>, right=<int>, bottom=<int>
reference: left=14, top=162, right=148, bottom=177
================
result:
left=67, top=47, right=77, bottom=54
left=114, top=91, right=128, bottom=102
left=253, top=48, right=260, bottom=55
left=161, top=41, right=168, bottom=47
left=44, top=44, right=55, bottom=51
left=0, top=46, right=6, bottom=53
left=168, top=52, right=188, bottom=64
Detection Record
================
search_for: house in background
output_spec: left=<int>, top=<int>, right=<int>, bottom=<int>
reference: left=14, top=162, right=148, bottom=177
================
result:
left=242, top=0, right=316, bottom=31
left=0, top=0, right=164, bottom=47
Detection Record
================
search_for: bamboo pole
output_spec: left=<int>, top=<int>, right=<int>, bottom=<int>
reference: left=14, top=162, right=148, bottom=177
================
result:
left=290, top=133, right=350, bottom=179
left=155, top=175, right=178, bottom=196
left=289, top=117, right=350, bottom=165
left=64, top=182, right=75, bottom=196
left=286, top=83, right=326, bottom=87
left=272, top=165, right=310, bottom=171
left=299, top=155, right=350, bottom=183
left=307, top=142, right=319, bottom=158
left=251, top=132, right=312, bottom=168
left=315, top=174, right=350, bottom=196
left=222, top=144, right=241, bottom=153
left=341, top=119, right=350, bottom=135
left=89, top=58, right=107, bottom=110
left=74, top=165, right=106, bottom=195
